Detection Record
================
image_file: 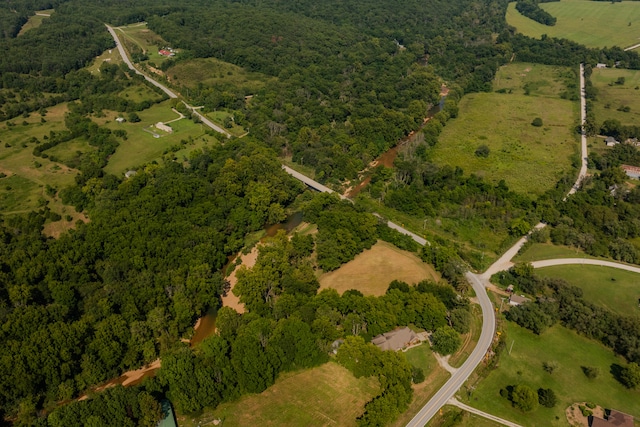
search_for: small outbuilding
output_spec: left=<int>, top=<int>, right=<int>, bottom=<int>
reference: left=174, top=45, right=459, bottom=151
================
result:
left=125, top=170, right=137, bottom=179
left=371, top=327, right=420, bottom=352
left=509, top=294, right=531, bottom=306
left=590, top=409, right=634, bottom=427
left=621, top=164, right=640, bottom=179
left=116, top=117, right=125, bottom=123
left=605, top=136, right=619, bottom=147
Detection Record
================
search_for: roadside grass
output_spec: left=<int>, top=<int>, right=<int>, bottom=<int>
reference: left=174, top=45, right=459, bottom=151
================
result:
left=167, top=57, right=271, bottom=92
left=431, top=63, right=579, bottom=196
left=506, top=0, right=640, bottom=49
left=17, top=9, right=54, bottom=36
left=103, top=100, right=220, bottom=175
left=116, top=23, right=173, bottom=67
left=391, top=347, right=451, bottom=427
left=493, top=62, right=578, bottom=99
left=118, top=84, right=164, bottom=104
left=176, top=362, right=380, bottom=427
left=205, top=110, right=246, bottom=137
left=590, top=68, right=640, bottom=127
left=514, top=242, right=597, bottom=263
left=318, top=240, right=440, bottom=296
left=464, top=323, right=640, bottom=427
left=536, top=265, right=640, bottom=317
left=426, top=405, right=502, bottom=427
left=448, top=304, right=483, bottom=368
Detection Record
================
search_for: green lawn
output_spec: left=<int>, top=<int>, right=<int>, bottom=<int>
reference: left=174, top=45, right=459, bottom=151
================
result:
left=177, top=362, right=379, bottom=427
left=514, top=242, right=597, bottom=263
left=506, top=0, right=640, bottom=49
left=431, top=63, right=579, bottom=196
left=104, top=104, right=220, bottom=174
left=536, top=265, right=640, bottom=317
left=590, top=68, right=640, bottom=128
left=466, top=323, right=640, bottom=427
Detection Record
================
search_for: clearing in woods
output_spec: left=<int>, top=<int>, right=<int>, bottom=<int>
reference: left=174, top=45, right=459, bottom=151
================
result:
left=590, top=68, right=640, bottom=127
left=17, top=9, right=54, bottom=36
left=177, top=362, right=380, bottom=427
left=319, top=240, right=439, bottom=296
left=431, top=62, right=579, bottom=196
left=506, top=0, right=640, bottom=49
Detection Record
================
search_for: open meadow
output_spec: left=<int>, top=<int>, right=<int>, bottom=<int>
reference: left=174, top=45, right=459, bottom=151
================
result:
left=318, top=240, right=439, bottom=296
left=167, top=57, right=271, bottom=93
left=466, top=323, right=640, bottom=427
left=17, top=9, right=53, bottom=36
left=536, top=265, right=640, bottom=317
left=590, top=68, right=640, bottom=127
left=177, top=362, right=380, bottom=427
left=102, top=100, right=221, bottom=175
left=506, top=0, right=640, bottom=49
left=115, top=22, right=174, bottom=67
left=431, top=63, right=579, bottom=196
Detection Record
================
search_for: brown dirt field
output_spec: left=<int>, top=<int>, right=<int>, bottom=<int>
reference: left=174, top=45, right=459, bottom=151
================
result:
left=319, top=241, right=439, bottom=296
left=42, top=210, right=88, bottom=238
left=566, top=403, right=605, bottom=427
left=79, top=359, right=161, bottom=401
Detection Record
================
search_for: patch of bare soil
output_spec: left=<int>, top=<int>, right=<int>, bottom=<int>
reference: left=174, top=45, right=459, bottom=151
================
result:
left=566, top=402, right=605, bottom=427
left=221, top=247, right=259, bottom=313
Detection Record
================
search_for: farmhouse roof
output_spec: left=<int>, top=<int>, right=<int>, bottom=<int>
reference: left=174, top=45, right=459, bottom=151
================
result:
left=509, top=294, right=530, bottom=305
left=621, top=164, right=640, bottom=179
left=605, top=136, right=619, bottom=145
left=371, top=327, right=418, bottom=351
left=591, top=409, right=634, bottom=427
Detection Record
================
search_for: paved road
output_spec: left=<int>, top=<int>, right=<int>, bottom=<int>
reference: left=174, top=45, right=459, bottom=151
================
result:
left=406, top=271, right=495, bottom=427
left=105, top=25, right=231, bottom=138
left=531, top=258, right=640, bottom=274
left=448, top=398, right=523, bottom=427
left=106, top=25, right=178, bottom=99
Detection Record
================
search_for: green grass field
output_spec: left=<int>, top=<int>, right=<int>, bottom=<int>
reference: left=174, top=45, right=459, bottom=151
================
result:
left=431, top=63, right=579, bottom=196
left=17, top=9, right=53, bottom=36
left=466, top=323, right=640, bottom=426
left=104, top=100, right=220, bottom=175
left=205, top=110, right=247, bottom=138
left=116, top=23, right=174, bottom=67
left=536, top=265, right=640, bottom=317
left=85, top=48, right=123, bottom=75
left=506, top=0, right=640, bottom=49
left=514, top=242, right=597, bottom=263
left=167, top=57, right=271, bottom=93
left=177, top=362, right=380, bottom=427
left=590, top=68, right=640, bottom=127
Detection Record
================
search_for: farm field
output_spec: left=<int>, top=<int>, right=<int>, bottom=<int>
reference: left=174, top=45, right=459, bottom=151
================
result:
left=318, top=240, right=439, bottom=296
left=103, top=100, right=221, bottom=175
left=506, top=0, right=640, bottom=49
left=466, top=323, right=640, bottom=427
left=177, top=362, right=380, bottom=427
left=536, top=265, right=640, bottom=317
left=17, top=9, right=53, bottom=36
left=431, top=63, right=579, bottom=196
left=590, top=68, right=640, bottom=127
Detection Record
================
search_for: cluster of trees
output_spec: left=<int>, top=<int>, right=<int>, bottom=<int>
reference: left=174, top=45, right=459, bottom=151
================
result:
left=0, top=143, right=302, bottom=419
left=499, top=267, right=640, bottom=369
left=500, top=384, right=557, bottom=412
left=515, top=1, right=557, bottom=26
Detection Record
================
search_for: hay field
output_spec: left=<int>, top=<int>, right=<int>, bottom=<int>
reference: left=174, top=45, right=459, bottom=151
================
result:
left=506, top=0, right=640, bottom=49
left=319, top=241, right=439, bottom=296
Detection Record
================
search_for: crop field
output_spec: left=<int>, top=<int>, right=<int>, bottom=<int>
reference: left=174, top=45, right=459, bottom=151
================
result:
left=17, top=9, right=53, bottom=36
left=467, top=323, right=640, bottom=427
left=590, top=68, right=640, bottom=127
left=506, top=0, right=640, bottom=49
left=318, top=241, right=439, bottom=296
left=177, top=362, right=380, bottom=427
left=431, top=63, right=579, bottom=196
left=536, top=265, right=640, bottom=317
left=103, top=100, right=221, bottom=175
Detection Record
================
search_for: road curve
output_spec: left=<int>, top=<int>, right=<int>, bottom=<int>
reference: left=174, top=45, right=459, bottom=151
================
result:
left=531, top=258, right=640, bottom=274
left=105, top=25, right=178, bottom=99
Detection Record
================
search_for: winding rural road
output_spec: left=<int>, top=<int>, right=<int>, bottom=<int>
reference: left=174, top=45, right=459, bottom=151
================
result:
left=104, top=24, right=231, bottom=138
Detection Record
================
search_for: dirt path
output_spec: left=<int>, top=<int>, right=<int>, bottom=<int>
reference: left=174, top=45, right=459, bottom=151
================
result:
left=78, top=359, right=161, bottom=400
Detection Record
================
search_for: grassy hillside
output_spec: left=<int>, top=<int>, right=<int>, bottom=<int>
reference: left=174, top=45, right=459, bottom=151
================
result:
left=591, top=68, right=640, bottom=127
left=431, top=63, right=579, bottom=196
left=506, top=0, right=640, bottom=49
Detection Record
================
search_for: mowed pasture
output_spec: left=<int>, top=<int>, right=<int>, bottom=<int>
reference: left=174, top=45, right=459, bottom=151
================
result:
left=178, top=362, right=380, bottom=427
left=319, top=241, right=439, bottom=296
left=468, top=323, right=640, bottom=427
left=590, top=68, right=640, bottom=126
left=506, top=0, right=640, bottom=49
left=536, top=265, right=640, bottom=317
left=102, top=100, right=221, bottom=175
left=431, top=63, right=579, bottom=196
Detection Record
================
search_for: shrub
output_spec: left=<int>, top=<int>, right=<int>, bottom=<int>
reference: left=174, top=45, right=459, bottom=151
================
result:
left=581, top=366, right=599, bottom=379
left=411, top=366, right=425, bottom=384
left=537, top=388, right=557, bottom=408
left=475, top=144, right=490, bottom=158
left=532, top=117, right=543, bottom=127
left=512, top=384, right=538, bottom=412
